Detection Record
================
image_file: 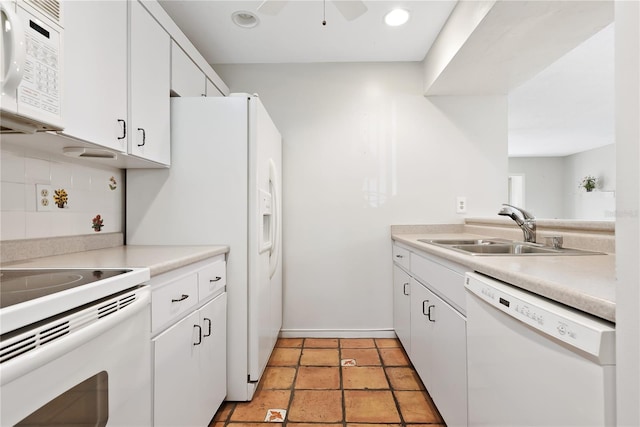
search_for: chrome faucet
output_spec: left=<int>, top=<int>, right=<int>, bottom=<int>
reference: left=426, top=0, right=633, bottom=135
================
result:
left=498, top=204, right=536, bottom=243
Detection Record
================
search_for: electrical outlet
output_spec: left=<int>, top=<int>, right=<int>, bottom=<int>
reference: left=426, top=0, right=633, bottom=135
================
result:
left=456, top=196, right=467, bottom=214
left=36, top=184, right=53, bottom=211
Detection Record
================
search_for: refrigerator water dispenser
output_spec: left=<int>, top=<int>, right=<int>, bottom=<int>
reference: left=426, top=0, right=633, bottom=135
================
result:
left=259, top=189, right=273, bottom=253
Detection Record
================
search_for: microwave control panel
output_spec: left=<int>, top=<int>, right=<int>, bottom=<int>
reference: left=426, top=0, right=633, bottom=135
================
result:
left=16, top=6, right=62, bottom=121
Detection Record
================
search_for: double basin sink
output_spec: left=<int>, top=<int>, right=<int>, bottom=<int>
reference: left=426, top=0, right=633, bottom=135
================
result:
left=418, top=238, right=604, bottom=256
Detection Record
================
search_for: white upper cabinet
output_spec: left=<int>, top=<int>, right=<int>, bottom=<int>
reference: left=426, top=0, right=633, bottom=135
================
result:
left=206, top=78, right=223, bottom=97
left=62, top=1, right=128, bottom=152
left=129, top=0, right=171, bottom=166
left=171, top=41, right=206, bottom=97
left=58, top=0, right=228, bottom=168
left=169, top=42, right=224, bottom=98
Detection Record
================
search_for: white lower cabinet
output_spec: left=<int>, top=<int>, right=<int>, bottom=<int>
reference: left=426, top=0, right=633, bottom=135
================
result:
left=153, top=293, right=226, bottom=426
left=409, top=277, right=432, bottom=383
left=151, top=256, right=227, bottom=426
left=411, top=278, right=467, bottom=427
left=197, top=294, right=227, bottom=421
left=393, top=264, right=412, bottom=353
left=392, top=243, right=469, bottom=427
left=153, top=310, right=200, bottom=425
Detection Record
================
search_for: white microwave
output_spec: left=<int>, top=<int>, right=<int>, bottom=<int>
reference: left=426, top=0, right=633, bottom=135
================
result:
left=1, top=0, right=63, bottom=133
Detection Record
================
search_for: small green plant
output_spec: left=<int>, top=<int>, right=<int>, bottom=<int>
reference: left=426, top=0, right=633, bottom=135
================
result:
left=579, top=175, right=597, bottom=192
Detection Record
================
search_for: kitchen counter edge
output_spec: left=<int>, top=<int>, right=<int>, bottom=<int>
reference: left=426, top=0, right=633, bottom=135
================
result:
left=392, top=232, right=616, bottom=323
left=1, top=245, right=230, bottom=277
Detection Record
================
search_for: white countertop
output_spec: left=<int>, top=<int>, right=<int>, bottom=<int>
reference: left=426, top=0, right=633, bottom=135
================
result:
left=1, top=245, right=229, bottom=277
left=392, top=232, right=616, bottom=323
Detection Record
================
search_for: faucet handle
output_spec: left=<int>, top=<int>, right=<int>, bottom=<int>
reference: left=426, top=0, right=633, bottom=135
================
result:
left=543, top=235, right=564, bottom=249
left=502, top=203, right=536, bottom=220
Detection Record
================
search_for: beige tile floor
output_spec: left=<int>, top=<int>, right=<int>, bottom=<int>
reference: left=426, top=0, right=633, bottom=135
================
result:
left=209, top=337, right=446, bottom=426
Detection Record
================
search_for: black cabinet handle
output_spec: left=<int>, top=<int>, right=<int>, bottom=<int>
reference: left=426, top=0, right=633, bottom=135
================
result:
left=117, top=119, right=126, bottom=140
left=427, top=305, right=436, bottom=322
left=403, top=283, right=410, bottom=296
left=171, top=294, right=189, bottom=303
left=422, top=300, right=429, bottom=316
left=203, top=318, right=212, bottom=337
left=193, top=325, right=202, bottom=346
left=210, top=276, right=222, bottom=283
left=137, top=127, right=146, bottom=146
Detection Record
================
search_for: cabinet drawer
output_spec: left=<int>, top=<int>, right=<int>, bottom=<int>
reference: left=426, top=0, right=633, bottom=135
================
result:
left=392, top=245, right=411, bottom=270
left=410, top=253, right=465, bottom=313
left=152, top=273, right=199, bottom=330
left=198, top=260, right=226, bottom=301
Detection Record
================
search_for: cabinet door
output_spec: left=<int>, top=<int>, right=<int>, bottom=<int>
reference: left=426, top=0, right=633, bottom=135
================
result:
left=428, top=289, right=467, bottom=427
left=393, top=264, right=411, bottom=353
left=409, top=278, right=434, bottom=388
left=153, top=310, right=200, bottom=427
left=197, top=293, right=227, bottom=424
left=129, top=0, right=170, bottom=165
left=205, top=78, right=223, bottom=97
left=63, top=1, right=127, bottom=151
left=171, top=41, right=206, bottom=97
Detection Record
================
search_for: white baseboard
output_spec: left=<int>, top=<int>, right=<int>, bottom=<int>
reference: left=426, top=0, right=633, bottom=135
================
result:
left=279, top=328, right=397, bottom=339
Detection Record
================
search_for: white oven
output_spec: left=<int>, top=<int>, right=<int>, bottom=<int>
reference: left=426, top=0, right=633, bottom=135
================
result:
left=0, top=268, right=152, bottom=426
left=1, top=0, right=64, bottom=133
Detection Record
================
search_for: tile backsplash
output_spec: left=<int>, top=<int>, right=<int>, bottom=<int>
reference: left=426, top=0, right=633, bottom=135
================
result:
left=1, top=146, right=124, bottom=240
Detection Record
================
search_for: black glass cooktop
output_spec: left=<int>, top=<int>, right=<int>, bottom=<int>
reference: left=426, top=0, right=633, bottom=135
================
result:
left=0, top=269, right=131, bottom=309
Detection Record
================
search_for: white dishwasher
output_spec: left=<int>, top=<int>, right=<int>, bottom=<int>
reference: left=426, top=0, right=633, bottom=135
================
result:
left=465, top=272, right=616, bottom=427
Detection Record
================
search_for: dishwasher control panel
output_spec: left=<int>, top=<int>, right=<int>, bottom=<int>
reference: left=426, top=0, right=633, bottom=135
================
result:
left=465, top=272, right=615, bottom=364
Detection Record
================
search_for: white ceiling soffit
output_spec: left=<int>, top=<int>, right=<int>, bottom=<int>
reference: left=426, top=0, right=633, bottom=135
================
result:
left=508, top=23, right=614, bottom=158
left=158, top=0, right=457, bottom=64
left=424, top=0, right=614, bottom=96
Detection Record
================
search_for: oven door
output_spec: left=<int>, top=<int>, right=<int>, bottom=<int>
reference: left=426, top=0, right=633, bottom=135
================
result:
left=0, top=287, right=151, bottom=426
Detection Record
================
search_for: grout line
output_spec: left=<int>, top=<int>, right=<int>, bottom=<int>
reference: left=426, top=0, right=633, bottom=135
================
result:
left=281, top=337, right=302, bottom=427
left=377, top=342, right=407, bottom=426
left=338, top=338, right=347, bottom=426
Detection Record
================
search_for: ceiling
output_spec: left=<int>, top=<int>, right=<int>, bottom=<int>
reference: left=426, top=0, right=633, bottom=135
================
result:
left=508, top=23, right=614, bottom=157
left=158, top=0, right=457, bottom=63
left=159, top=0, right=614, bottom=158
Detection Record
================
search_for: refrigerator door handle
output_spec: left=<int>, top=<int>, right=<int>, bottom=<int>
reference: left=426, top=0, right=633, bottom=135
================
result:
left=268, top=158, right=280, bottom=279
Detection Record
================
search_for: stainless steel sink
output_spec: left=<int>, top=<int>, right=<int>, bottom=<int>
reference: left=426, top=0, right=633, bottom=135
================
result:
left=419, top=238, right=604, bottom=256
left=418, top=238, right=508, bottom=246
left=452, top=243, right=556, bottom=255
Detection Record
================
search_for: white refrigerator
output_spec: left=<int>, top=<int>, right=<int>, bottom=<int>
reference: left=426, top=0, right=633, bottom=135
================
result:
left=126, top=95, right=283, bottom=401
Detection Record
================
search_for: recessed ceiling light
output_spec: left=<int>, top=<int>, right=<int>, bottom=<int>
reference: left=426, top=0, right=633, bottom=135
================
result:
left=384, top=8, right=410, bottom=27
left=232, top=10, right=259, bottom=29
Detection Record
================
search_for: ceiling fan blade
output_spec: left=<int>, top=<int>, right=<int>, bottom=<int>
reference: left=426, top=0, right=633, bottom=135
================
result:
left=331, top=0, right=368, bottom=21
left=257, top=0, right=288, bottom=15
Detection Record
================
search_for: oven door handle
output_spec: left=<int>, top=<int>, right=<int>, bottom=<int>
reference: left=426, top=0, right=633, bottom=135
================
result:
left=0, top=290, right=150, bottom=386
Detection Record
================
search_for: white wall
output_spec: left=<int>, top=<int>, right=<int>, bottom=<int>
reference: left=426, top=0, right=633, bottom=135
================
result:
left=564, top=144, right=616, bottom=219
left=215, top=62, right=507, bottom=335
left=508, top=157, right=564, bottom=218
left=0, top=146, right=124, bottom=240
left=508, top=143, right=616, bottom=219
left=614, top=1, right=640, bottom=425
